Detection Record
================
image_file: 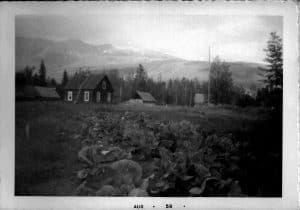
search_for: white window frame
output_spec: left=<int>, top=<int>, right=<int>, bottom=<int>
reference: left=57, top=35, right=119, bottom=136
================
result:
left=84, top=91, right=90, bottom=102
left=96, top=91, right=101, bottom=103
left=67, top=91, right=73, bottom=101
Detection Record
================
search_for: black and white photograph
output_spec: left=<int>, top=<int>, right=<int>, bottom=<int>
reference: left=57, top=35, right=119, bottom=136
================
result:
left=0, top=1, right=299, bottom=210
left=14, top=13, right=284, bottom=197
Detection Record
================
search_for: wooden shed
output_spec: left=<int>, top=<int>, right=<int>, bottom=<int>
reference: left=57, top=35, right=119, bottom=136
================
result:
left=16, top=85, right=60, bottom=101
left=64, top=73, right=114, bottom=103
left=134, top=91, right=156, bottom=104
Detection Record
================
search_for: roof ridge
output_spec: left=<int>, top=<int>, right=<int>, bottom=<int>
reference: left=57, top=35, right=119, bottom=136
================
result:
left=64, top=73, right=108, bottom=90
left=137, top=90, right=148, bottom=93
left=135, top=90, right=156, bottom=102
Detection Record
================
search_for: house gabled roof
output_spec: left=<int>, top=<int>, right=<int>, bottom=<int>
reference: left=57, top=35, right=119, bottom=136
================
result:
left=64, top=73, right=106, bottom=90
left=16, top=85, right=60, bottom=99
left=35, top=86, right=60, bottom=98
left=81, top=74, right=106, bottom=89
left=64, top=74, right=88, bottom=89
left=136, top=91, right=156, bottom=103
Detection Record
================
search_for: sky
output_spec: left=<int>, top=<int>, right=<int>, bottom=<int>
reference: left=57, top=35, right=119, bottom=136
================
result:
left=16, top=15, right=282, bottom=63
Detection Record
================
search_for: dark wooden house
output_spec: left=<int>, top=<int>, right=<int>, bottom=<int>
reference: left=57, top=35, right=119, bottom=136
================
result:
left=64, top=73, right=114, bottom=103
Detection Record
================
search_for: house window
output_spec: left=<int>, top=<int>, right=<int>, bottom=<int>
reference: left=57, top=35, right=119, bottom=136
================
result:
left=67, top=91, right=73, bottom=101
left=96, top=91, right=101, bottom=103
left=84, top=91, right=89, bottom=102
left=107, top=92, right=111, bottom=103
left=102, top=81, right=106, bottom=90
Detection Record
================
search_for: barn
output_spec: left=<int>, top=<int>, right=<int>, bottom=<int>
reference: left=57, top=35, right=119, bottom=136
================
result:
left=64, top=73, right=114, bottom=103
left=134, top=91, right=156, bottom=105
left=16, top=85, right=60, bottom=101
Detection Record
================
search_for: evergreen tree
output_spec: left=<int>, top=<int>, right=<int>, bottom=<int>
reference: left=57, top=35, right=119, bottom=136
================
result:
left=24, top=66, right=35, bottom=85
left=15, top=66, right=35, bottom=86
left=16, top=72, right=26, bottom=86
left=259, top=32, right=283, bottom=90
left=132, top=64, right=148, bottom=96
left=50, top=78, right=57, bottom=87
left=257, top=32, right=283, bottom=109
left=39, top=59, right=47, bottom=86
left=62, top=69, right=69, bottom=86
left=135, top=64, right=147, bottom=91
left=32, top=73, right=40, bottom=86
left=209, top=57, right=233, bottom=104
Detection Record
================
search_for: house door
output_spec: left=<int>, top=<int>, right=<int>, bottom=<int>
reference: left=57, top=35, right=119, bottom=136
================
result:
left=96, top=91, right=101, bottom=103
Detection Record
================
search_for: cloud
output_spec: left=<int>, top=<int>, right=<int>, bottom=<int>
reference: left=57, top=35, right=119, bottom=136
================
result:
left=16, top=15, right=282, bottom=63
left=212, top=41, right=265, bottom=63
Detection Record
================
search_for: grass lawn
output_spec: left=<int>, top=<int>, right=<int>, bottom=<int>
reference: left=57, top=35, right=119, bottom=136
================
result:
left=15, top=101, right=281, bottom=196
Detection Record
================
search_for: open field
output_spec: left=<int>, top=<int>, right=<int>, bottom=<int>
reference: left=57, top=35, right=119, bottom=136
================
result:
left=15, top=101, right=281, bottom=196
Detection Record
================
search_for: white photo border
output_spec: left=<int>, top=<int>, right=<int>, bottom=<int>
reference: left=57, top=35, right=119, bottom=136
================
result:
left=0, top=1, right=299, bottom=210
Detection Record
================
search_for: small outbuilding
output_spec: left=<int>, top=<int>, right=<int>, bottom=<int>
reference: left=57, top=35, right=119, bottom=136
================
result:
left=64, top=73, right=114, bottom=103
left=34, top=86, right=60, bottom=100
left=16, top=85, right=60, bottom=101
left=133, top=91, right=156, bottom=105
left=194, top=93, right=205, bottom=106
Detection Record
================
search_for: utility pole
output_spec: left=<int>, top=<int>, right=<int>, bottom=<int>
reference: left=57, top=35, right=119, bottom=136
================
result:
left=119, top=84, right=122, bottom=103
left=208, top=46, right=211, bottom=105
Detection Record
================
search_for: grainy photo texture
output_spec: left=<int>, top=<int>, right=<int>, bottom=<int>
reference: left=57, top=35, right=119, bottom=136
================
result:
left=15, top=14, right=283, bottom=197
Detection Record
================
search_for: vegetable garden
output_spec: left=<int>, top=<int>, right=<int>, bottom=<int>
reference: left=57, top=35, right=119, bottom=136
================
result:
left=15, top=102, right=282, bottom=197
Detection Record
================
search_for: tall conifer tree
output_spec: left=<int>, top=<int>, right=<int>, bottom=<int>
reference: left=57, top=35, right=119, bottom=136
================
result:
left=39, top=59, right=47, bottom=86
left=260, top=32, right=283, bottom=90
left=62, top=70, right=69, bottom=86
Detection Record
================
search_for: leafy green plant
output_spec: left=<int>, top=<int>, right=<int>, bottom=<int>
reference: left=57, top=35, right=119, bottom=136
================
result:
left=76, top=111, right=245, bottom=197
left=146, top=120, right=243, bottom=196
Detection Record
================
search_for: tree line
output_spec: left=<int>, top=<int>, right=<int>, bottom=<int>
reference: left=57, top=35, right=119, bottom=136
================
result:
left=15, top=32, right=282, bottom=108
left=105, top=66, right=208, bottom=106
left=16, top=60, right=69, bottom=96
left=16, top=60, right=56, bottom=87
left=99, top=61, right=256, bottom=107
left=106, top=31, right=282, bottom=108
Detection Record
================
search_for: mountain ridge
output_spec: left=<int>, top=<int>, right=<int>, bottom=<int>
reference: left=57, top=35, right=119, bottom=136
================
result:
left=16, top=36, right=265, bottom=90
